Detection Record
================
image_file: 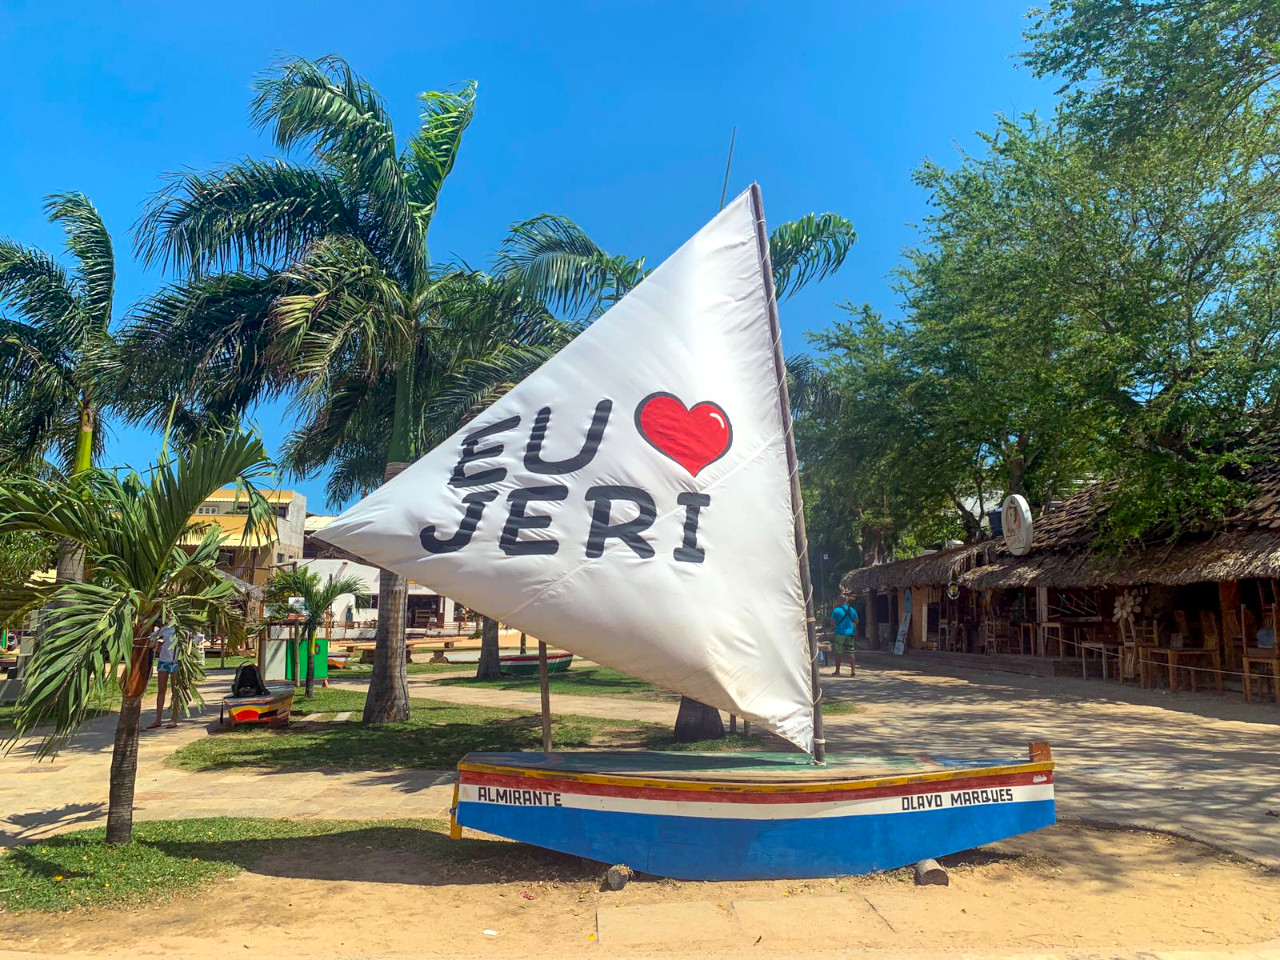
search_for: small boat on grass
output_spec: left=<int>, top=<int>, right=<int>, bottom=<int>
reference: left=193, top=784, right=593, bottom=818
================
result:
left=452, top=745, right=1054, bottom=880
left=499, top=651, right=573, bottom=677
left=220, top=663, right=295, bottom=727
left=315, top=187, right=1055, bottom=880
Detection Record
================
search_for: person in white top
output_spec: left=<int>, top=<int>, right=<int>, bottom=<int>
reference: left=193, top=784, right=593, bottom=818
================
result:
left=147, top=624, right=181, bottom=729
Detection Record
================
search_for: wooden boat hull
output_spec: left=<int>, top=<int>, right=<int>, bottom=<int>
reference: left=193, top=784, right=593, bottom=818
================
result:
left=452, top=746, right=1054, bottom=880
left=498, top=652, right=573, bottom=677
left=222, top=683, right=295, bottom=726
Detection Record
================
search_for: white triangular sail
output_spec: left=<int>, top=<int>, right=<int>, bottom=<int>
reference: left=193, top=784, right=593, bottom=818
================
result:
left=315, top=188, right=814, bottom=750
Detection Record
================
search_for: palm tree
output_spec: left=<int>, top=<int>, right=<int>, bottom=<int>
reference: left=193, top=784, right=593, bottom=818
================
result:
left=265, top=567, right=367, bottom=698
left=129, top=57, right=482, bottom=725
left=494, top=211, right=857, bottom=323
left=0, top=428, right=275, bottom=843
left=495, top=209, right=858, bottom=737
left=0, top=193, right=118, bottom=582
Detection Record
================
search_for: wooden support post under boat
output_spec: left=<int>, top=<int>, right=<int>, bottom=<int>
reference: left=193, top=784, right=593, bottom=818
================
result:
left=538, top=640, right=552, bottom=752
left=749, top=183, right=826, bottom=764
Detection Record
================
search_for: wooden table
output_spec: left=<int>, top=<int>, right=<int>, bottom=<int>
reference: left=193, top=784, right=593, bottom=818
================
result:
left=1018, top=622, right=1036, bottom=656
left=1079, top=637, right=1122, bottom=680
left=1164, top=647, right=1223, bottom=692
left=1039, top=622, right=1065, bottom=658
left=1137, top=646, right=1173, bottom=689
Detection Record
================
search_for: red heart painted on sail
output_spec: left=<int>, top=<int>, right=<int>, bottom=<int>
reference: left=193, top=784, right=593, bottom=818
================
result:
left=634, top=392, right=733, bottom=477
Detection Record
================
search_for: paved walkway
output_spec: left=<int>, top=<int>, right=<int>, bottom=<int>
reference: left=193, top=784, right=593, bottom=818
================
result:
left=2, top=656, right=1278, bottom=868
left=837, top=652, right=1280, bottom=865
left=0, top=675, right=457, bottom=849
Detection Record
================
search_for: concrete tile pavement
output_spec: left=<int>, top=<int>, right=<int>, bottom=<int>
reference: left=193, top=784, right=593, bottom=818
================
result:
left=828, top=653, right=1280, bottom=867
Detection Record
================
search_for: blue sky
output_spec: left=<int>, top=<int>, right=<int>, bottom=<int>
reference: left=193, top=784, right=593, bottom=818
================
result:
left=0, top=0, right=1057, bottom=512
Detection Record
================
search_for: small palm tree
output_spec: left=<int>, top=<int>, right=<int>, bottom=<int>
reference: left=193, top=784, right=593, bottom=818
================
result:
left=0, top=428, right=275, bottom=843
left=0, top=193, right=119, bottom=582
left=265, top=567, right=367, bottom=698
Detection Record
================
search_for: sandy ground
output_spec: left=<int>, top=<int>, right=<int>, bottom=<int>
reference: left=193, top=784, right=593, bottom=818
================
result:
left=2, top=823, right=1278, bottom=959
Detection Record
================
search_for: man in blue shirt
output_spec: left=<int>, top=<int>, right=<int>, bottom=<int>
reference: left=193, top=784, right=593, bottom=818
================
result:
left=830, top=603, right=858, bottom=677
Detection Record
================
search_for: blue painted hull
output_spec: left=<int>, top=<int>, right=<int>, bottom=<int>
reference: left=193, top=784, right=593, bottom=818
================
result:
left=459, top=798, right=1055, bottom=881
left=453, top=748, right=1057, bottom=880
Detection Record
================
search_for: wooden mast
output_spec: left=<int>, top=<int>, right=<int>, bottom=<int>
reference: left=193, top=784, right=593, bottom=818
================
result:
left=748, top=183, right=826, bottom=764
left=538, top=640, right=552, bottom=752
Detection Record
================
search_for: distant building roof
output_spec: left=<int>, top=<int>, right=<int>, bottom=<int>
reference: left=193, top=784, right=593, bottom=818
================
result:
left=202, top=488, right=297, bottom=504
left=182, top=514, right=277, bottom=549
left=304, top=515, right=336, bottom=532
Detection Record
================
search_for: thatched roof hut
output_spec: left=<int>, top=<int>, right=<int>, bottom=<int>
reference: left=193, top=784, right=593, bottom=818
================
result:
left=841, top=437, right=1280, bottom=595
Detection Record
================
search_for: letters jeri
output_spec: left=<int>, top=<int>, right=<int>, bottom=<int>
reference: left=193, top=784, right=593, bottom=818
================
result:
left=420, top=400, right=709, bottom=561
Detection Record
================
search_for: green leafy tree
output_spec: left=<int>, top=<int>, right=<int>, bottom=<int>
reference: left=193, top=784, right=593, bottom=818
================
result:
left=265, top=567, right=367, bottom=698
left=812, top=105, right=1280, bottom=552
left=0, top=193, right=118, bottom=582
left=1024, top=0, right=1280, bottom=140
left=0, top=429, right=274, bottom=843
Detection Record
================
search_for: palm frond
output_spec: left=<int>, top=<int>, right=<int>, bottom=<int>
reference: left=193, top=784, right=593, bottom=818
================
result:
left=45, top=192, right=114, bottom=329
left=769, top=213, right=857, bottom=300
left=422, top=343, right=562, bottom=448
left=134, top=159, right=358, bottom=275
left=0, top=241, right=79, bottom=335
left=264, top=567, right=367, bottom=655
left=6, top=580, right=137, bottom=756
left=112, top=272, right=288, bottom=437
left=494, top=215, right=647, bottom=320
left=272, top=236, right=410, bottom=387
left=250, top=56, right=417, bottom=280
left=403, top=81, right=478, bottom=239
left=0, top=315, right=79, bottom=406
left=785, top=353, right=841, bottom=420
left=0, top=428, right=274, bottom=756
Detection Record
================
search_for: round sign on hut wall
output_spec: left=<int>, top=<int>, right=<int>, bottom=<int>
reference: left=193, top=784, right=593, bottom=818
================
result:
left=1001, top=494, right=1034, bottom=556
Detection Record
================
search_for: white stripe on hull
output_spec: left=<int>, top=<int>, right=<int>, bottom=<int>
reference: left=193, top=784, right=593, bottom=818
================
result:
left=458, top=781, right=1054, bottom=821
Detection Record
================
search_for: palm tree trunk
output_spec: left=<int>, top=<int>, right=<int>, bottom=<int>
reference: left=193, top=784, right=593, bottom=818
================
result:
left=363, top=464, right=411, bottom=724
left=73, top=402, right=95, bottom=475
left=54, top=539, right=85, bottom=586
left=106, top=696, right=143, bottom=843
left=365, top=352, right=415, bottom=724
left=50, top=404, right=95, bottom=592
left=304, top=628, right=316, bottom=699
left=476, top=616, right=501, bottom=679
left=106, top=634, right=151, bottom=844
left=673, top=697, right=725, bottom=743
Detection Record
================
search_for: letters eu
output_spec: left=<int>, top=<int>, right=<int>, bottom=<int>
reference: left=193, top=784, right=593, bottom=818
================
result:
left=420, top=400, right=708, bottom=562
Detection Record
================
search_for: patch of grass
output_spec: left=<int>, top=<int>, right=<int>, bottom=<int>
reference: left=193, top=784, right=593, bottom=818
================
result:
left=434, top=665, right=669, bottom=699
left=642, top=731, right=805, bottom=754
left=326, top=660, right=466, bottom=677
left=167, top=689, right=661, bottom=773
left=0, top=816, right=600, bottom=914
left=823, top=699, right=859, bottom=716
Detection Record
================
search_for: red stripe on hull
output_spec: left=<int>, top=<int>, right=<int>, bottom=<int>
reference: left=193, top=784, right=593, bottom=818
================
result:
left=461, top=768, right=1051, bottom=806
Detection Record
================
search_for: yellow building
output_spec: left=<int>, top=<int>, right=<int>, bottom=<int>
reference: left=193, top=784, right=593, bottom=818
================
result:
left=186, top=488, right=307, bottom=588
